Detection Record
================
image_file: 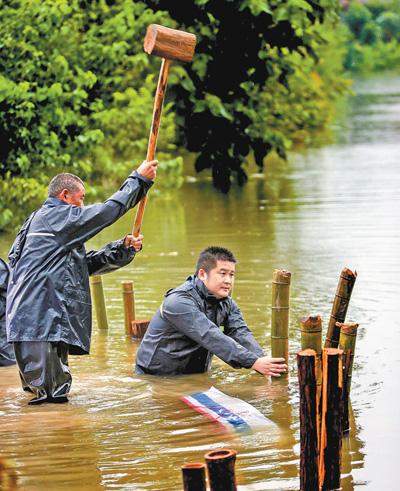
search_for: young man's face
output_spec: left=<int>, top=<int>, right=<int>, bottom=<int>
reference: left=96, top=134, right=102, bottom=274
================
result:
left=198, top=260, right=236, bottom=299
left=58, top=184, right=86, bottom=207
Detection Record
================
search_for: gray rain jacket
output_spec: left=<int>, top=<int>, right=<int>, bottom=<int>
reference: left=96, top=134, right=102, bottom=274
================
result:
left=6, top=171, right=152, bottom=355
left=0, top=259, right=15, bottom=366
left=135, top=276, right=264, bottom=375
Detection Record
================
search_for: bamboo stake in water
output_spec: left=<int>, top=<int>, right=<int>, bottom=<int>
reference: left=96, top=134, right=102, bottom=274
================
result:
left=297, top=349, right=319, bottom=491
left=319, top=348, right=343, bottom=490
left=300, top=315, right=322, bottom=354
left=181, top=463, right=207, bottom=491
left=338, top=322, right=359, bottom=433
left=271, top=269, right=291, bottom=364
left=90, top=275, right=108, bottom=330
left=205, top=449, right=237, bottom=491
left=122, top=281, right=136, bottom=335
left=325, top=268, right=357, bottom=348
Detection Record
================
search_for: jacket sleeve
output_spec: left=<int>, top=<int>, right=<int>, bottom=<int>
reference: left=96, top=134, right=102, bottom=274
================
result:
left=52, top=172, right=152, bottom=249
left=223, top=300, right=264, bottom=358
left=86, top=239, right=136, bottom=276
left=161, top=293, right=259, bottom=369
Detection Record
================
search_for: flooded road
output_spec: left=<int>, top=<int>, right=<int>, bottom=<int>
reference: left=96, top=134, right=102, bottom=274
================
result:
left=1, top=74, right=400, bottom=490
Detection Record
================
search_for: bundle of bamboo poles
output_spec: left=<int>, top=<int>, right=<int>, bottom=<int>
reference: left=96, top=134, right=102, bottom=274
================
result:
left=181, top=449, right=237, bottom=491
left=298, top=348, right=344, bottom=490
left=297, top=267, right=359, bottom=490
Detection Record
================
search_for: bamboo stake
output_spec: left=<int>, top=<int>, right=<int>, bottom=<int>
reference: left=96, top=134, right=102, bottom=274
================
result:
left=324, top=268, right=357, bottom=348
left=205, top=449, right=237, bottom=491
left=338, top=322, right=359, bottom=433
left=300, top=315, right=323, bottom=434
left=300, top=315, right=322, bottom=354
left=319, top=348, right=343, bottom=490
left=271, top=269, right=291, bottom=364
left=90, top=275, right=108, bottom=330
left=122, top=281, right=136, bottom=335
left=181, top=463, right=207, bottom=491
left=131, top=319, right=150, bottom=338
left=297, top=349, right=319, bottom=491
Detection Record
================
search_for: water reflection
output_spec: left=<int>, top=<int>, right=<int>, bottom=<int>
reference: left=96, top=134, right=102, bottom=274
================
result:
left=1, top=75, right=400, bottom=489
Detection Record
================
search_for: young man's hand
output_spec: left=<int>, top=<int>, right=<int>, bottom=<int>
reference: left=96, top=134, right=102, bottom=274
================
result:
left=137, top=160, right=158, bottom=181
left=124, top=234, right=143, bottom=252
left=252, top=357, right=287, bottom=377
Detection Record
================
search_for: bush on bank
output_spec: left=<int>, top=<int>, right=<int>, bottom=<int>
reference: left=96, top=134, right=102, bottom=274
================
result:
left=342, top=0, right=400, bottom=72
left=1, top=0, right=347, bottom=231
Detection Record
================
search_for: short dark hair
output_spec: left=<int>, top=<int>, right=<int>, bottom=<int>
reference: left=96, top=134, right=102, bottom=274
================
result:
left=195, top=246, right=237, bottom=274
left=48, top=173, right=84, bottom=197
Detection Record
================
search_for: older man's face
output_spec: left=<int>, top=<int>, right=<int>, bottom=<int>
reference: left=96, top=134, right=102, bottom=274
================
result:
left=59, top=184, right=85, bottom=207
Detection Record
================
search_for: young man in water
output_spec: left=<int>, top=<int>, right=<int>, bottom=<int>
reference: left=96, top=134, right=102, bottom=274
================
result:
left=135, top=247, right=287, bottom=377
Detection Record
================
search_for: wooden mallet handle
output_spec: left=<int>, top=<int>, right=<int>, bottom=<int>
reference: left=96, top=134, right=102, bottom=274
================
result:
left=132, top=25, right=196, bottom=237
left=132, top=57, right=170, bottom=236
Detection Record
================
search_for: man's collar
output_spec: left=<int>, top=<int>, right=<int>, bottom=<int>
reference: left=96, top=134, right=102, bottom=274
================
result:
left=43, top=196, right=70, bottom=206
left=189, top=275, right=224, bottom=304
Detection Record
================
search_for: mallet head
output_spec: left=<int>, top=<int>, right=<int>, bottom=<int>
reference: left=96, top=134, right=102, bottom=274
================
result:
left=144, top=24, right=197, bottom=63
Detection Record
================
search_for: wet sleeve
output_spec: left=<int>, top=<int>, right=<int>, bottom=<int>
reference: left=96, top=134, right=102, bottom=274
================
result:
left=223, top=300, right=264, bottom=358
left=57, top=172, right=152, bottom=249
left=162, top=293, right=259, bottom=369
left=86, top=239, right=136, bottom=276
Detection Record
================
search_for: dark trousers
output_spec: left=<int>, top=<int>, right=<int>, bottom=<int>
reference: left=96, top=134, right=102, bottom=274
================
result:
left=14, top=341, right=72, bottom=405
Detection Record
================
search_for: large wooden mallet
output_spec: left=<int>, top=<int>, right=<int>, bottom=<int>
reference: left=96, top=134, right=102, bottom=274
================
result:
left=132, top=25, right=197, bottom=236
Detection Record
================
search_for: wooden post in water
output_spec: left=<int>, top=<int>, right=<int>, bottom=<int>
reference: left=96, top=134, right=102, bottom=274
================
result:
left=300, top=315, right=323, bottom=426
left=90, top=275, right=108, bottom=330
left=205, top=449, right=237, bottom=491
left=271, top=269, right=291, bottom=365
left=122, top=281, right=135, bottom=335
left=324, top=268, right=357, bottom=348
left=319, top=348, right=343, bottom=490
left=338, top=322, right=359, bottom=433
left=181, top=463, right=207, bottom=491
left=131, top=319, right=150, bottom=338
left=297, top=349, right=319, bottom=491
left=300, top=315, right=322, bottom=354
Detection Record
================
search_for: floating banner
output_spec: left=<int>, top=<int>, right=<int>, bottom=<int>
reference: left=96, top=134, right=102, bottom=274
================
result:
left=181, top=386, right=274, bottom=433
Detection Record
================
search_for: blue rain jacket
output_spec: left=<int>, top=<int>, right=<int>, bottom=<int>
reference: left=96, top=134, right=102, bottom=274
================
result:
left=6, top=171, right=152, bottom=355
left=135, top=276, right=264, bottom=375
left=0, top=258, right=15, bottom=366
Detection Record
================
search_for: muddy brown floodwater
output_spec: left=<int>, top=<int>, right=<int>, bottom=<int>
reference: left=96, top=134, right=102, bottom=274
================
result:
left=1, top=75, right=400, bottom=490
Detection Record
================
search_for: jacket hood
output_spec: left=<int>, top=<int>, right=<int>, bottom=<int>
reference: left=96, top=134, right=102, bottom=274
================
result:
left=0, top=259, right=9, bottom=294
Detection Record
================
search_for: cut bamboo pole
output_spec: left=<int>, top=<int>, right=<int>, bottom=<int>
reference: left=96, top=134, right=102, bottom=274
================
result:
left=338, top=322, right=359, bottom=433
left=319, top=348, right=343, bottom=490
left=181, top=463, right=207, bottom=491
left=300, top=315, right=322, bottom=354
left=205, top=449, right=237, bottom=491
left=324, top=268, right=357, bottom=348
left=297, top=349, right=319, bottom=491
left=90, top=275, right=108, bottom=330
left=131, top=319, right=150, bottom=339
left=271, top=269, right=291, bottom=364
left=300, top=315, right=323, bottom=429
left=122, top=281, right=136, bottom=335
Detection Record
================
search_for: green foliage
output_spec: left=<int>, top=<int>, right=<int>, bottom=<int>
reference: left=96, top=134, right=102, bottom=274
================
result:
left=0, top=0, right=182, bottom=231
left=145, top=0, right=343, bottom=192
left=342, top=1, right=400, bottom=72
left=345, top=3, right=372, bottom=37
left=377, top=11, right=400, bottom=42
left=0, top=175, right=47, bottom=231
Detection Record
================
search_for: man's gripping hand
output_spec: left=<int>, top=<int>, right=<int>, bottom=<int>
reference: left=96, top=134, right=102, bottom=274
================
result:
left=124, top=234, right=143, bottom=252
left=252, top=357, right=287, bottom=377
left=137, top=160, right=158, bottom=181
